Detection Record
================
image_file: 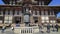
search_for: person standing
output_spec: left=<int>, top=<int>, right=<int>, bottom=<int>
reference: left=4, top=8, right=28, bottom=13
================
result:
left=47, top=23, right=50, bottom=33
left=55, top=23, right=59, bottom=32
left=52, top=24, right=55, bottom=31
left=11, top=26, right=14, bottom=31
left=2, top=26, right=5, bottom=33
left=40, top=23, right=44, bottom=33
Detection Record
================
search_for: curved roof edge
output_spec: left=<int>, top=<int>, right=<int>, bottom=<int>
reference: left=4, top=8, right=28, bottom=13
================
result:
left=2, top=0, right=52, bottom=5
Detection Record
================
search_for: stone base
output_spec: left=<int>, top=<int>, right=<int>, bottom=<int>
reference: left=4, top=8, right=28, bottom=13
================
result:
left=14, top=27, right=20, bottom=34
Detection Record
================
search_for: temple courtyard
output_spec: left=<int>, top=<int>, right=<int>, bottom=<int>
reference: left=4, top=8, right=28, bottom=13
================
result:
left=0, top=28, right=60, bottom=34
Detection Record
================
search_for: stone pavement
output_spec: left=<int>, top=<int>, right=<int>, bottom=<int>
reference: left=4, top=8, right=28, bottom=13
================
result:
left=0, top=28, right=60, bottom=34
left=34, top=31, right=60, bottom=34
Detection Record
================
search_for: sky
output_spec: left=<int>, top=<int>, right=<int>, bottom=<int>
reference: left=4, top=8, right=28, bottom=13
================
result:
left=0, top=0, right=60, bottom=17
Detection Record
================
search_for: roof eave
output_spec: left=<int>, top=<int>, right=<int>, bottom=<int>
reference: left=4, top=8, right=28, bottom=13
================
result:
left=2, top=0, right=10, bottom=4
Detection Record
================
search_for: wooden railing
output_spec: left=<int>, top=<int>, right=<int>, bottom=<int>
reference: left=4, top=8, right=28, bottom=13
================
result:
left=14, top=26, right=39, bottom=34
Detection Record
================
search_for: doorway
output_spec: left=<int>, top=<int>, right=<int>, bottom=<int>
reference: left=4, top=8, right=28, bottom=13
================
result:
left=33, top=17, right=38, bottom=23
left=14, top=16, right=21, bottom=24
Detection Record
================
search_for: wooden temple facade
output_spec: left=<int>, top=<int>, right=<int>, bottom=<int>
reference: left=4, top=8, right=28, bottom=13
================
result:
left=0, top=0, right=60, bottom=27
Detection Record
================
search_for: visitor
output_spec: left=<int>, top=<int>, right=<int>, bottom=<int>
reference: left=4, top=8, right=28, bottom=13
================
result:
left=47, top=23, right=50, bottom=33
left=52, top=24, right=55, bottom=31
left=40, top=23, right=44, bottom=33
left=38, top=24, right=41, bottom=32
left=2, top=26, right=5, bottom=33
left=11, top=26, right=14, bottom=31
left=55, top=23, right=59, bottom=32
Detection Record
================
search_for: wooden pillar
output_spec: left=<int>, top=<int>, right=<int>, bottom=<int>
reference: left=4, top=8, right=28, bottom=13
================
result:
left=41, top=10, right=44, bottom=15
left=53, top=10, right=54, bottom=15
left=41, top=10, right=43, bottom=15
left=42, top=1, right=44, bottom=6
left=37, top=11, right=39, bottom=15
left=38, top=16, right=41, bottom=23
left=21, top=15, right=24, bottom=24
left=39, top=1, right=41, bottom=6
left=33, top=11, right=35, bottom=15
left=30, top=16, right=34, bottom=24
left=50, top=11, right=52, bottom=15
left=21, top=16, right=22, bottom=24
left=45, top=10, right=48, bottom=15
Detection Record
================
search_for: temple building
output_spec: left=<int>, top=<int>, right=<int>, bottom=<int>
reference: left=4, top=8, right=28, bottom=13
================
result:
left=0, top=0, right=60, bottom=27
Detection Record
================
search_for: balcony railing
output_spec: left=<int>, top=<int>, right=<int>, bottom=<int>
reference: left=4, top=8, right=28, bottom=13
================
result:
left=14, top=26, right=39, bottom=34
